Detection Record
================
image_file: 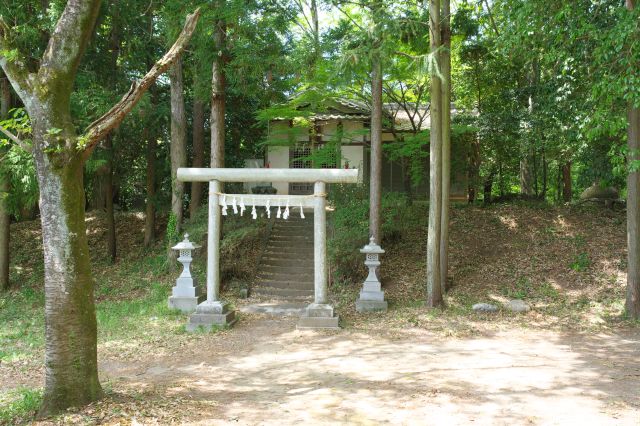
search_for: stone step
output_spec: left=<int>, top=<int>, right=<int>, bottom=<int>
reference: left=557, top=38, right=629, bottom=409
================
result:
left=266, top=242, right=313, bottom=250
left=252, top=287, right=314, bottom=299
left=270, top=234, right=313, bottom=241
left=260, top=265, right=313, bottom=279
left=263, top=250, right=314, bottom=259
left=256, top=280, right=313, bottom=290
left=260, top=257, right=314, bottom=268
left=271, top=229, right=313, bottom=237
left=258, top=271, right=314, bottom=282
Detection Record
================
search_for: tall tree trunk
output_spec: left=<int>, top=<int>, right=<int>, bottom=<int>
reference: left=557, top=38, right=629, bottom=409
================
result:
left=626, top=104, right=640, bottom=319
left=427, top=0, right=443, bottom=307
left=483, top=174, right=493, bottom=205
left=103, top=2, right=120, bottom=263
left=439, top=0, right=451, bottom=294
left=369, top=52, right=383, bottom=244
left=169, top=59, right=187, bottom=238
left=190, top=99, right=205, bottom=218
left=210, top=9, right=226, bottom=169
left=32, top=118, right=102, bottom=415
left=626, top=0, right=640, bottom=321
left=104, top=134, right=116, bottom=262
left=143, top=120, right=156, bottom=247
left=0, top=73, right=10, bottom=291
left=521, top=59, right=539, bottom=197
left=561, top=161, right=572, bottom=202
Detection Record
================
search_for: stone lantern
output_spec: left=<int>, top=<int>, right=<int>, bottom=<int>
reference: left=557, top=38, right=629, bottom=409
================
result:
left=355, top=237, right=388, bottom=312
left=168, top=234, right=204, bottom=312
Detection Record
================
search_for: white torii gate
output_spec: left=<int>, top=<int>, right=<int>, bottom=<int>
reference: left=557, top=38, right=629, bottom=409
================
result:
left=177, top=167, right=359, bottom=330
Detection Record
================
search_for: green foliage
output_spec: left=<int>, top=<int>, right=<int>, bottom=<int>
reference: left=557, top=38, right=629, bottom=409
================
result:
left=570, top=252, right=591, bottom=272
left=166, top=212, right=179, bottom=245
left=0, top=387, right=43, bottom=425
left=328, top=184, right=411, bottom=283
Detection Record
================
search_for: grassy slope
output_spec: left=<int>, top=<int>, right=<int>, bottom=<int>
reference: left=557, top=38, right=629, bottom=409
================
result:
left=332, top=201, right=635, bottom=334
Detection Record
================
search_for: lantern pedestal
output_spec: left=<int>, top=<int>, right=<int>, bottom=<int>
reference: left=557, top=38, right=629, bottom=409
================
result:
left=356, top=237, right=388, bottom=313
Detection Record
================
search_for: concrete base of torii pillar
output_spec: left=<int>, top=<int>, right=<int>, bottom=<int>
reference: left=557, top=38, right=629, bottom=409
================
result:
left=297, top=303, right=339, bottom=329
left=186, top=300, right=237, bottom=331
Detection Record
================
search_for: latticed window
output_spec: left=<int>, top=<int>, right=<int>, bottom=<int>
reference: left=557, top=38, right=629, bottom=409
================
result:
left=290, top=145, right=314, bottom=194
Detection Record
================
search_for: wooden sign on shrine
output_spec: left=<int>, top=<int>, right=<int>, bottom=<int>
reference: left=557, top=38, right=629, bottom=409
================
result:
left=176, top=167, right=359, bottom=330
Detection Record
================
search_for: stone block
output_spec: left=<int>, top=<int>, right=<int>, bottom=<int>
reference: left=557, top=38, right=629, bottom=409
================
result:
left=168, top=295, right=205, bottom=313
left=297, top=315, right=340, bottom=329
left=356, top=299, right=388, bottom=313
left=305, top=303, right=334, bottom=318
left=297, top=303, right=339, bottom=329
left=186, top=310, right=237, bottom=332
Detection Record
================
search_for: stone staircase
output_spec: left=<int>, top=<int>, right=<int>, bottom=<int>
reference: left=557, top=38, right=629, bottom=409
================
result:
left=253, top=212, right=314, bottom=300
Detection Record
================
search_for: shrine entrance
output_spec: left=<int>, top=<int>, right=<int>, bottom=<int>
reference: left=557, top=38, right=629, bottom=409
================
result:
left=176, top=167, right=358, bottom=330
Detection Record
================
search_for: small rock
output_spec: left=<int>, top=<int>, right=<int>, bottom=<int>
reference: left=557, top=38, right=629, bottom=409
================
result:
left=506, top=299, right=530, bottom=313
left=472, top=303, right=498, bottom=313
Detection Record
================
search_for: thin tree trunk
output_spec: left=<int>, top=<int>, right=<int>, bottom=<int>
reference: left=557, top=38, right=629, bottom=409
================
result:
left=103, top=3, right=120, bottom=263
left=169, top=59, right=187, bottom=239
left=210, top=10, right=226, bottom=169
left=104, top=134, right=116, bottom=262
left=439, top=0, right=451, bottom=294
left=0, top=73, right=10, bottom=291
left=402, top=157, right=413, bottom=205
left=369, top=51, right=383, bottom=244
left=626, top=105, right=640, bottom=319
left=542, top=148, right=548, bottom=198
left=190, top=99, right=205, bottom=219
left=32, top=119, right=102, bottom=415
left=143, top=7, right=156, bottom=248
left=143, top=121, right=156, bottom=247
left=562, top=161, right=572, bottom=202
left=427, top=0, right=443, bottom=307
left=483, top=175, right=493, bottom=205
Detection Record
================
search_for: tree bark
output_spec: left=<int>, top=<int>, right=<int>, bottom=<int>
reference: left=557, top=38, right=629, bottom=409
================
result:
left=143, top=119, right=156, bottom=247
left=33, top=117, right=103, bottom=416
left=210, top=8, right=226, bottom=169
left=369, top=51, right=383, bottom=244
left=626, top=105, right=640, bottom=319
left=169, top=59, right=187, bottom=237
left=0, top=72, right=11, bottom=291
left=190, top=99, right=205, bottom=218
left=439, top=0, right=451, bottom=294
left=561, top=161, right=572, bottom=202
left=104, top=134, right=116, bottom=262
left=427, top=0, right=443, bottom=307
left=103, top=2, right=120, bottom=263
left=625, top=0, right=639, bottom=320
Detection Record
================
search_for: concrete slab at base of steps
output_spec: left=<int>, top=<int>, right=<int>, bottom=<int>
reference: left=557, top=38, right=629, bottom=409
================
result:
left=252, top=287, right=314, bottom=298
left=255, top=280, right=314, bottom=290
left=260, top=257, right=314, bottom=268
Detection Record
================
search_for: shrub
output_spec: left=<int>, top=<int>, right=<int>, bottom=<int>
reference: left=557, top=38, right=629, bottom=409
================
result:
left=328, top=184, right=409, bottom=283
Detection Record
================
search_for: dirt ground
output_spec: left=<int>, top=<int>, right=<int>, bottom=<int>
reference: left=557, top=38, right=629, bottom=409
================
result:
left=29, top=313, right=635, bottom=426
left=4, top=204, right=640, bottom=424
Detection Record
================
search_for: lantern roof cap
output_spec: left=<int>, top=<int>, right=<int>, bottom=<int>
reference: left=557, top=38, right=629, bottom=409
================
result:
left=360, top=237, right=385, bottom=254
left=172, top=234, right=201, bottom=251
